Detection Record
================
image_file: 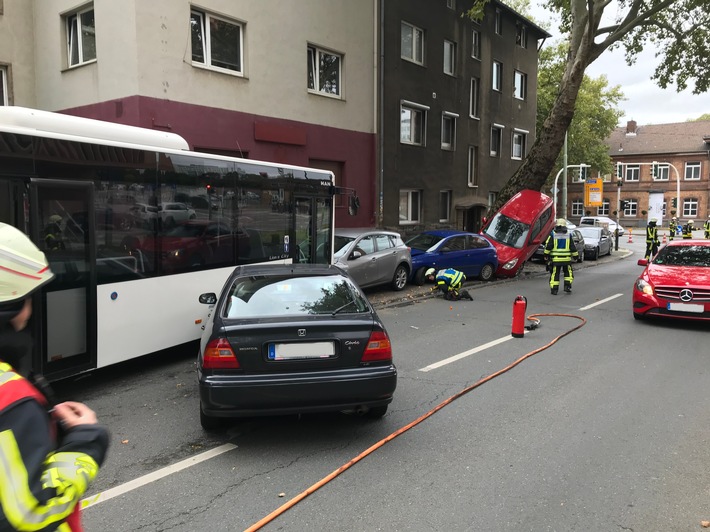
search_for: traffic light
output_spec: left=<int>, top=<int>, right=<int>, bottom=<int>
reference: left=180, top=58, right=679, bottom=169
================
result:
left=206, top=184, right=214, bottom=194
left=580, top=166, right=588, bottom=180
left=671, top=197, right=677, bottom=208
left=620, top=200, right=628, bottom=211
left=651, top=162, right=659, bottom=178
left=616, top=162, right=623, bottom=178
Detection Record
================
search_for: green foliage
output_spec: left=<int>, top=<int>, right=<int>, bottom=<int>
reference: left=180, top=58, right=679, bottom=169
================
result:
left=688, top=113, right=710, bottom=121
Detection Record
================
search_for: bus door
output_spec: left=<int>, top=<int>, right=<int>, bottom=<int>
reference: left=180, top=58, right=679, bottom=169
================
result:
left=30, top=180, right=96, bottom=380
left=295, top=196, right=332, bottom=264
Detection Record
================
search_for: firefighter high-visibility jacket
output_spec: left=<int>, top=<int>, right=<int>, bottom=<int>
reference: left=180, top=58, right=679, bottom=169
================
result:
left=435, top=268, right=465, bottom=293
left=645, top=224, right=658, bottom=243
left=0, top=362, right=109, bottom=531
left=543, top=231, right=578, bottom=263
left=682, top=223, right=693, bottom=239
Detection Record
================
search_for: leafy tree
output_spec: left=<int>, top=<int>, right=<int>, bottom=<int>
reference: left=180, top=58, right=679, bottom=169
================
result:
left=689, top=113, right=710, bottom=121
left=467, top=0, right=710, bottom=214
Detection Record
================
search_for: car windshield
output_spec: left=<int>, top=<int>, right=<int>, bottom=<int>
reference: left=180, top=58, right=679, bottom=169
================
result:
left=224, top=274, right=369, bottom=318
left=483, top=213, right=529, bottom=249
left=652, top=245, right=710, bottom=267
left=406, top=233, right=444, bottom=251
left=333, top=235, right=355, bottom=258
left=577, top=227, right=600, bottom=239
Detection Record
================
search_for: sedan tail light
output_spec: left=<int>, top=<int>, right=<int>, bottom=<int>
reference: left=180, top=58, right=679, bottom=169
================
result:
left=361, top=330, right=392, bottom=362
left=202, top=337, right=240, bottom=369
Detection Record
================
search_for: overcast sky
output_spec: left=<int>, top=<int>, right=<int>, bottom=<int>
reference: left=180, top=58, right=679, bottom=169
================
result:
left=531, top=2, right=710, bottom=126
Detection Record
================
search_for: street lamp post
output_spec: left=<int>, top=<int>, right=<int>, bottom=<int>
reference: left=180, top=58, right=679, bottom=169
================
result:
left=553, top=163, right=589, bottom=218
left=615, top=179, right=622, bottom=250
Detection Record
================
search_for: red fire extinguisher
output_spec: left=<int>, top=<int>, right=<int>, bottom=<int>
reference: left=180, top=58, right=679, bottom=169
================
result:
left=511, top=295, right=527, bottom=338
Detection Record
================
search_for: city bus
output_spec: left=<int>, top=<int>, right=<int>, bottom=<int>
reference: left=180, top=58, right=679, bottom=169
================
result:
left=0, top=106, right=352, bottom=381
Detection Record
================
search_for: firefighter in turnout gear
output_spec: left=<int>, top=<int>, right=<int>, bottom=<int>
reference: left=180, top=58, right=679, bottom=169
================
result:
left=682, top=219, right=694, bottom=239
left=544, top=219, right=578, bottom=295
left=704, top=216, right=710, bottom=239
left=0, top=223, right=109, bottom=531
left=668, top=216, right=677, bottom=241
left=426, top=268, right=473, bottom=301
left=644, top=218, right=660, bottom=260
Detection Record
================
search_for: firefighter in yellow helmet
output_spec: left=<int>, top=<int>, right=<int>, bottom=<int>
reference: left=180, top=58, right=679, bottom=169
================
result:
left=644, top=218, right=659, bottom=260
left=425, top=267, right=473, bottom=301
left=704, top=216, right=710, bottom=239
left=682, top=219, right=694, bottom=239
left=0, top=223, right=109, bottom=531
left=543, top=219, right=578, bottom=295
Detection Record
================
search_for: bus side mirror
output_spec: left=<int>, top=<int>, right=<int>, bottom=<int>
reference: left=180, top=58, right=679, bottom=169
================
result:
left=348, top=196, right=360, bottom=216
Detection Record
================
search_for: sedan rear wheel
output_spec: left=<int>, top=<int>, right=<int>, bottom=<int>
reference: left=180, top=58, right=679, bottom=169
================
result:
left=592, top=247, right=599, bottom=260
left=479, top=263, right=495, bottom=281
left=391, top=264, right=408, bottom=291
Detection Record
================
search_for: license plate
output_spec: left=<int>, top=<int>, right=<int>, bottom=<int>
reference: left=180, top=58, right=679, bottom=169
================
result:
left=268, top=342, right=335, bottom=360
left=667, top=302, right=704, bottom=313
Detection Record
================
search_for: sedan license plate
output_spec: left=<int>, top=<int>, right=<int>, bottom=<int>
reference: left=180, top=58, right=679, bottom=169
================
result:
left=268, top=342, right=335, bottom=361
left=667, top=302, right=704, bottom=313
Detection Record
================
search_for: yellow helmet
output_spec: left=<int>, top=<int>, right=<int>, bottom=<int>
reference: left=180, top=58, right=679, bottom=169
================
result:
left=689, top=220, right=695, bottom=225
left=425, top=268, right=436, bottom=277
left=0, top=223, right=55, bottom=305
left=556, top=218, right=566, bottom=227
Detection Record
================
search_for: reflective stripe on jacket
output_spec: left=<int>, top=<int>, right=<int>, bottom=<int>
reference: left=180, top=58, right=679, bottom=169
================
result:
left=645, top=225, right=658, bottom=243
left=544, top=232, right=577, bottom=263
left=436, top=268, right=465, bottom=291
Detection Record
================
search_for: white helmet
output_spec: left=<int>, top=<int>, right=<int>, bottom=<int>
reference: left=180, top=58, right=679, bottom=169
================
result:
left=425, top=268, right=436, bottom=277
left=0, top=223, right=55, bottom=305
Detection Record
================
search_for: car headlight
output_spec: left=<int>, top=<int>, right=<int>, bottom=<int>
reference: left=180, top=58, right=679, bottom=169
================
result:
left=635, top=278, right=654, bottom=296
left=502, top=258, right=519, bottom=270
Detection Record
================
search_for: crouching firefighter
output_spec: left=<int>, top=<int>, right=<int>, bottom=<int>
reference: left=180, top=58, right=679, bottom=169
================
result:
left=0, top=222, right=109, bottom=532
left=544, top=219, right=578, bottom=295
left=425, top=268, right=473, bottom=301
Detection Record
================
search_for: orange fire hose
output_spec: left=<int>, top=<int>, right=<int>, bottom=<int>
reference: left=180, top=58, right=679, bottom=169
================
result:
left=245, top=312, right=586, bottom=532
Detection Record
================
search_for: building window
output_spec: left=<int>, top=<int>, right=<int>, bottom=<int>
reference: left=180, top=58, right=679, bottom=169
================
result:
left=469, top=78, right=479, bottom=118
left=512, top=131, right=526, bottom=159
left=597, top=199, right=610, bottom=216
left=0, top=66, right=7, bottom=105
left=513, top=71, right=527, bottom=100
left=191, top=10, right=243, bottom=74
left=468, top=146, right=478, bottom=187
left=516, top=24, right=527, bottom=48
left=441, top=112, right=457, bottom=150
left=653, top=163, right=669, bottom=181
left=307, top=45, right=341, bottom=96
left=439, top=190, right=452, bottom=222
left=685, top=162, right=701, bottom=180
left=494, top=9, right=502, bottom=35
left=66, top=6, right=96, bottom=67
left=625, top=165, right=640, bottom=182
left=490, top=125, right=503, bottom=157
left=492, top=61, right=502, bottom=91
left=444, top=40, right=456, bottom=75
left=683, top=198, right=698, bottom=218
left=488, top=191, right=497, bottom=210
left=571, top=200, right=584, bottom=217
left=625, top=199, right=637, bottom=217
left=400, top=102, right=428, bottom=146
left=471, top=30, right=481, bottom=59
left=401, top=22, right=424, bottom=65
left=399, top=190, right=421, bottom=224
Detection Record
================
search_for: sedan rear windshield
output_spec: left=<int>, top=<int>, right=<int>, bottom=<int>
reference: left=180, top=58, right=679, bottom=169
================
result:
left=652, top=245, right=710, bottom=267
left=224, top=274, right=369, bottom=318
left=406, top=233, right=443, bottom=251
left=483, top=213, right=529, bottom=249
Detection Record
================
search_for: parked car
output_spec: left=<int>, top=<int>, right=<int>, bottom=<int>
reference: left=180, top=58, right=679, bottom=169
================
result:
left=633, top=239, right=710, bottom=321
left=129, top=202, right=159, bottom=228
left=196, top=263, right=397, bottom=429
left=579, top=215, right=625, bottom=236
left=577, top=225, right=613, bottom=260
left=405, top=230, right=498, bottom=285
left=158, top=202, right=197, bottom=228
left=332, top=228, right=412, bottom=291
left=481, top=190, right=555, bottom=277
left=531, top=228, right=585, bottom=263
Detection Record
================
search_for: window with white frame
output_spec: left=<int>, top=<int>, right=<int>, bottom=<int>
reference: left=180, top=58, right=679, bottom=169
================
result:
left=516, top=24, right=527, bottom=48
left=444, top=40, right=456, bottom=75
left=685, top=162, right=701, bottom=180
left=488, top=191, right=497, bottom=210
left=654, top=163, right=669, bottom=181
left=683, top=198, right=698, bottom=218
left=66, top=6, right=96, bottom=67
left=469, top=77, right=479, bottom=118
left=191, top=10, right=243, bottom=74
left=597, top=199, right=610, bottom=216
left=512, top=131, right=526, bottom=159
left=399, top=190, right=421, bottom=224
left=401, top=22, right=424, bottom=65
left=471, top=30, right=481, bottom=59
left=625, top=199, right=637, bottom=217
left=571, top=200, right=584, bottom=217
left=307, top=45, right=341, bottom=96
left=492, top=61, right=502, bottom=91
left=439, top=190, right=452, bottom=222
left=494, top=9, right=502, bottom=35
left=625, top=165, right=640, bottom=181
left=0, top=66, right=7, bottom=105
left=490, top=125, right=503, bottom=157
left=400, top=102, right=428, bottom=146
left=513, top=71, right=527, bottom=100
left=468, top=146, right=478, bottom=187
left=441, top=112, right=457, bottom=150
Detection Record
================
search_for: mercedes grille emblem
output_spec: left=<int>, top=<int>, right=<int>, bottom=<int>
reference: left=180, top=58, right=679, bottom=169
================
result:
left=298, top=329, right=306, bottom=337
left=679, top=289, right=694, bottom=302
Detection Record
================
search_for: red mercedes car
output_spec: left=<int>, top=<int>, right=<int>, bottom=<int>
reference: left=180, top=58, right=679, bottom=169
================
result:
left=633, top=239, right=710, bottom=321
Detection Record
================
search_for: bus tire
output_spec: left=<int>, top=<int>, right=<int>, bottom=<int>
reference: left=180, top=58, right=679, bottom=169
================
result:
left=391, top=264, right=409, bottom=291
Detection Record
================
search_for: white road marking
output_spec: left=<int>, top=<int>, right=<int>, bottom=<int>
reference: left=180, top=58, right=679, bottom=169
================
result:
left=81, top=443, right=237, bottom=510
left=578, top=293, right=624, bottom=311
left=419, top=331, right=527, bottom=372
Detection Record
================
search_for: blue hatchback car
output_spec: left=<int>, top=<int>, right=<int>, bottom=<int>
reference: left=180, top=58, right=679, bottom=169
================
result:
left=405, top=230, right=498, bottom=285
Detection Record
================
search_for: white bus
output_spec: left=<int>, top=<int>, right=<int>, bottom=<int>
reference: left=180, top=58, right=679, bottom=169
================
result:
left=0, top=106, right=352, bottom=381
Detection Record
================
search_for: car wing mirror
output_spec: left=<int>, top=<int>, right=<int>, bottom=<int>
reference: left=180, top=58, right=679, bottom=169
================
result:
left=199, top=292, right=218, bottom=305
left=350, top=250, right=362, bottom=260
left=637, top=259, right=648, bottom=267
